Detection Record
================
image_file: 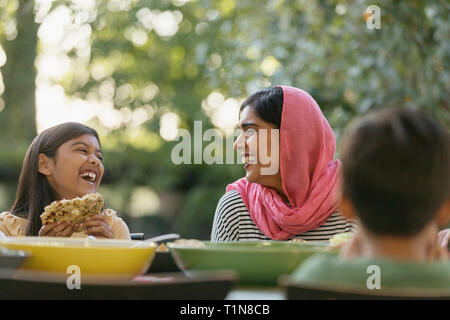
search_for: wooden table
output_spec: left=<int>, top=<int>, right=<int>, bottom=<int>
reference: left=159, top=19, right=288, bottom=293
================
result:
left=0, top=270, right=239, bottom=300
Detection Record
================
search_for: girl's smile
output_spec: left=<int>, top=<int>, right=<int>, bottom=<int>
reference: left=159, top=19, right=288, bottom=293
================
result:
left=39, top=134, right=104, bottom=200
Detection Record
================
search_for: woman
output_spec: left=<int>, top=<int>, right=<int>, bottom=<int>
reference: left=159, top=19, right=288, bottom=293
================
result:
left=0, top=122, right=130, bottom=239
left=211, top=86, right=355, bottom=241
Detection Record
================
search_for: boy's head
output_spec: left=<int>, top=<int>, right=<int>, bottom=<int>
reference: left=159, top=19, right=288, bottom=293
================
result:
left=340, top=108, right=450, bottom=237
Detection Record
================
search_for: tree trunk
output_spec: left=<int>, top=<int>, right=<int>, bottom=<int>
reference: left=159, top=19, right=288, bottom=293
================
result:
left=0, top=0, right=37, bottom=143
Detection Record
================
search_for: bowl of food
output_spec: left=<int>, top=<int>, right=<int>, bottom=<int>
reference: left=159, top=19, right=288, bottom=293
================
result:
left=0, top=237, right=157, bottom=283
left=168, top=240, right=336, bottom=286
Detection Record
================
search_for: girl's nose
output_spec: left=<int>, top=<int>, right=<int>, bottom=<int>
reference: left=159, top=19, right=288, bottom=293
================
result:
left=89, top=154, right=101, bottom=166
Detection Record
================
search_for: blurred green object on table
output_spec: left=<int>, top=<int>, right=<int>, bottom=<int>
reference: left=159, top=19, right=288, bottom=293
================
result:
left=169, top=240, right=335, bottom=286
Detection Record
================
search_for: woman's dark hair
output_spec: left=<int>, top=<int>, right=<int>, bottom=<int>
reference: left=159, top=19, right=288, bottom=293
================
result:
left=10, top=122, right=101, bottom=236
left=341, top=108, right=450, bottom=236
left=240, top=86, right=284, bottom=128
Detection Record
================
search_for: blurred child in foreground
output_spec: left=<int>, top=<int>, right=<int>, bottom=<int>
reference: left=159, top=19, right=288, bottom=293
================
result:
left=291, top=108, right=450, bottom=292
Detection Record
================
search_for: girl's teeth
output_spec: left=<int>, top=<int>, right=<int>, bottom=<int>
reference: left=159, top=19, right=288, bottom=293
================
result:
left=81, top=172, right=96, bottom=182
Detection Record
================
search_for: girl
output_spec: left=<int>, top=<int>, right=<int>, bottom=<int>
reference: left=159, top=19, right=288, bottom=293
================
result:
left=211, top=86, right=355, bottom=242
left=0, top=122, right=130, bottom=239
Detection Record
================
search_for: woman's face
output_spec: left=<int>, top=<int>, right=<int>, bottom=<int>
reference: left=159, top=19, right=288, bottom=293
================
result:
left=234, top=106, right=282, bottom=189
left=39, top=134, right=104, bottom=200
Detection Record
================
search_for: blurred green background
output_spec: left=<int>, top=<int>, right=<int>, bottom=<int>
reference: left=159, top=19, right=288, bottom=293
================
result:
left=0, top=0, right=448, bottom=239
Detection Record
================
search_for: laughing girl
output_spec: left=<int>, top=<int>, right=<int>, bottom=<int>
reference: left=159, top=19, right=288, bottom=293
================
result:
left=0, top=122, right=130, bottom=239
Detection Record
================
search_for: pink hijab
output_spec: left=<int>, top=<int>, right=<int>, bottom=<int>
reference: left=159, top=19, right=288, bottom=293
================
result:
left=227, top=86, right=342, bottom=240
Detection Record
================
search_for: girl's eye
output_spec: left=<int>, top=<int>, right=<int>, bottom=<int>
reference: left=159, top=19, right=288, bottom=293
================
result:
left=77, top=149, right=88, bottom=154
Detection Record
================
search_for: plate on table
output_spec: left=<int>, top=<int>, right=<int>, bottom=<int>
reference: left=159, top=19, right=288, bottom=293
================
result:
left=169, top=241, right=336, bottom=286
left=0, top=237, right=157, bottom=283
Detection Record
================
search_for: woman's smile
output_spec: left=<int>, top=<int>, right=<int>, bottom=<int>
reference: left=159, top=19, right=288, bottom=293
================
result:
left=235, top=106, right=281, bottom=189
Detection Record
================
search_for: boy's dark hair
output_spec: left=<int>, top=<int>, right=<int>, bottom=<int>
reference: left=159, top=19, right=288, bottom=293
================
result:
left=341, top=108, right=450, bottom=236
left=240, top=86, right=284, bottom=128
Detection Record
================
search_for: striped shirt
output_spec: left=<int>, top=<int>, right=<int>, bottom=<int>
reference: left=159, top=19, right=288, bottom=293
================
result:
left=211, top=190, right=356, bottom=242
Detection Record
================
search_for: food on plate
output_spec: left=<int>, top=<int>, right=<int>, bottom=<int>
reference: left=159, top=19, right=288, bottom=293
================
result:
left=172, top=239, right=206, bottom=248
left=329, top=232, right=354, bottom=246
left=156, top=243, right=169, bottom=252
left=40, top=193, right=104, bottom=226
left=289, top=238, right=307, bottom=243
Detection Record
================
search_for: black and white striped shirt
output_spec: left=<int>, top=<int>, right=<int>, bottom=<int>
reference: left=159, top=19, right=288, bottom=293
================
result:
left=211, top=190, right=356, bottom=242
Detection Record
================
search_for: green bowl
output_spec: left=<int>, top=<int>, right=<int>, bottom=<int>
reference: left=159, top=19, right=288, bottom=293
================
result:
left=169, top=241, right=336, bottom=286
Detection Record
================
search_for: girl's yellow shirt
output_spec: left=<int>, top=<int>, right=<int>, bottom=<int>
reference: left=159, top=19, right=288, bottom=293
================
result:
left=0, top=209, right=130, bottom=240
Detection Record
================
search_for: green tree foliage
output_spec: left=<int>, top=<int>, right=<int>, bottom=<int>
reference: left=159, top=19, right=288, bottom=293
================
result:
left=0, top=0, right=448, bottom=238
